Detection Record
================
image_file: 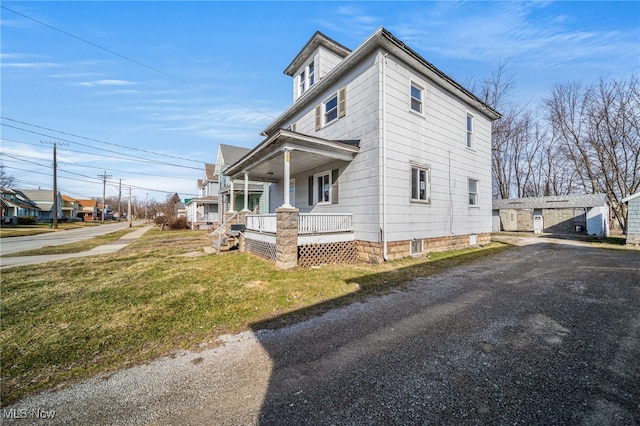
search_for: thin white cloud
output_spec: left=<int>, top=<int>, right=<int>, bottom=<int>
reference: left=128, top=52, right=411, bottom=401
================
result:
left=76, top=79, right=137, bottom=87
left=314, top=5, right=381, bottom=42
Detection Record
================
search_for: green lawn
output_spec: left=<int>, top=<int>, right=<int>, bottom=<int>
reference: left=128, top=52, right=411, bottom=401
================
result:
left=0, top=228, right=509, bottom=406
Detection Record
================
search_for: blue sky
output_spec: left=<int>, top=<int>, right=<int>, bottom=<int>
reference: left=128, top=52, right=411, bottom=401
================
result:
left=2, top=1, right=639, bottom=203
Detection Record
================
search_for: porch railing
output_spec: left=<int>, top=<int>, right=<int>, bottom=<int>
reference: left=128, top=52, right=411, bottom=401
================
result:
left=246, top=214, right=277, bottom=233
left=246, top=213, right=353, bottom=235
left=298, top=213, right=352, bottom=234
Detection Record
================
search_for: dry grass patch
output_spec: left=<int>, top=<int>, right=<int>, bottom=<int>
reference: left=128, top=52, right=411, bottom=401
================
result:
left=0, top=228, right=509, bottom=406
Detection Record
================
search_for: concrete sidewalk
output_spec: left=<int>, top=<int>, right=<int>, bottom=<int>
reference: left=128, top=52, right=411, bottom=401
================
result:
left=0, top=225, right=154, bottom=269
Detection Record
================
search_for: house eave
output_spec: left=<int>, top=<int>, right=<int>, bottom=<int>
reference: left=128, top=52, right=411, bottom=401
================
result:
left=264, top=27, right=500, bottom=135
left=224, top=129, right=359, bottom=181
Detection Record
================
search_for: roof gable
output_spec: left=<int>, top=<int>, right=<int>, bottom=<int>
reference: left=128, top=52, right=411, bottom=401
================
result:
left=284, top=31, right=351, bottom=76
left=621, top=193, right=640, bottom=203
left=264, top=27, right=500, bottom=136
left=219, top=144, right=251, bottom=166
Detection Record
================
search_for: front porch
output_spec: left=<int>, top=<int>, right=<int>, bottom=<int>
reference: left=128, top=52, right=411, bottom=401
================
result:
left=242, top=210, right=357, bottom=268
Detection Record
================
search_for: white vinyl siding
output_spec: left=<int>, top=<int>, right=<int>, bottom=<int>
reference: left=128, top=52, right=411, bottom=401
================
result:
left=277, top=49, right=493, bottom=243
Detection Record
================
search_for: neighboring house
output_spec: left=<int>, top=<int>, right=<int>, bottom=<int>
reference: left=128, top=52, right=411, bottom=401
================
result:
left=176, top=202, right=186, bottom=218
left=185, top=163, right=220, bottom=230
left=61, top=195, right=79, bottom=220
left=97, top=203, right=113, bottom=220
left=77, top=199, right=98, bottom=221
left=621, top=193, right=640, bottom=245
left=15, top=189, right=62, bottom=222
left=216, top=144, right=269, bottom=222
left=492, top=194, right=610, bottom=237
left=1, top=189, right=41, bottom=223
left=222, top=28, right=501, bottom=268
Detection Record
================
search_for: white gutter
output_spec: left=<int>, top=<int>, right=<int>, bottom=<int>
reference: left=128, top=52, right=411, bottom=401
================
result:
left=381, top=51, right=389, bottom=261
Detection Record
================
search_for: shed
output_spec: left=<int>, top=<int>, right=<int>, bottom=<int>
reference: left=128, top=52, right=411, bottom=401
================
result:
left=621, top=193, right=640, bottom=245
left=493, top=194, right=609, bottom=237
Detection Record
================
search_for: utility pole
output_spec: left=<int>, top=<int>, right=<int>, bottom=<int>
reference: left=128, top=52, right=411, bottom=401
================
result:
left=117, top=178, right=126, bottom=221
left=97, top=171, right=112, bottom=223
left=128, top=186, right=132, bottom=227
left=41, top=140, right=67, bottom=229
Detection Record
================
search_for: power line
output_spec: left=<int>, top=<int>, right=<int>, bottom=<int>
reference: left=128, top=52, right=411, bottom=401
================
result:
left=1, top=116, right=203, bottom=164
left=1, top=123, right=203, bottom=171
left=2, top=149, right=195, bottom=180
left=2, top=137, right=204, bottom=171
left=0, top=6, right=276, bottom=121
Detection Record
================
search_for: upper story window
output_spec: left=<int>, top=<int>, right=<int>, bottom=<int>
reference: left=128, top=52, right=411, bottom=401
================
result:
left=411, top=165, right=430, bottom=203
left=466, top=113, right=474, bottom=148
left=308, top=61, right=315, bottom=87
left=297, top=61, right=316, bottom=97
left=315, top=87, right=346, bottom=130
left=468, top=178, right=479, bottom=206
left=410, top=82, right=423, bottom=113
left=324, top=94, right=338, bottom=124
left=298, top=70, right=306, bottom=96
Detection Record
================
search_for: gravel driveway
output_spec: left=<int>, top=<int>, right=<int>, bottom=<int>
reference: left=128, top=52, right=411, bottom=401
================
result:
left=4, top=240, right=639, bottom=425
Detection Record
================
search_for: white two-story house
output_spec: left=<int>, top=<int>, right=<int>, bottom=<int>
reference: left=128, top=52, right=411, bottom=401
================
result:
left=223, top=28, right=500, bottom=267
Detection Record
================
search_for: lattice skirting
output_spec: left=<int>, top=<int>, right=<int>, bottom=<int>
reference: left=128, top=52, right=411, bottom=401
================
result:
left=245, top=239, right=277, bottom=263
left=298, top=241, right=358, bottom=267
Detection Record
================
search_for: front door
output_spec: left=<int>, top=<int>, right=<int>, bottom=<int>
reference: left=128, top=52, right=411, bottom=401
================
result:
left=533, top=214, right=544, bottom=234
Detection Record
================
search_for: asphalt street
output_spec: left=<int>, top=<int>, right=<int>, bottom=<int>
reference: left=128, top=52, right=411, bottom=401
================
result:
left=3, top=240, right=639, bottom=425
left=0, top=220, right=145, bottom=256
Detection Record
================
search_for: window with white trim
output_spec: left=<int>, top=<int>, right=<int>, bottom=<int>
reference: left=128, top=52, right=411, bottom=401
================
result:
left=466, top=113, right=474, bottom=148
left=315, top=87, right=346, bottom=131
left=298, top=70, right=306, bottom=96
left=297, top=61, right=315, bottom=97
left=308, top=61, right=315, bottom=87
left=324, top=93, right=338, bottom=124
left=410, top=166, right=430, bottom=202
left=315, top=170, right=331, bottom=204
left=468, top=178, right=479, bottom=206
left=410, top=82, right=423, bottom=113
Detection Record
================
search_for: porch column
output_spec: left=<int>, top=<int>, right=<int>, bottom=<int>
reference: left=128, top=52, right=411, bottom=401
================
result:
left=229, top=180, right=235, bottom=212
left=282, top=148, right=292, bottom=208
left=275, top=206, right=298, bottom=269
left=242, top=172, right=250, bottom=212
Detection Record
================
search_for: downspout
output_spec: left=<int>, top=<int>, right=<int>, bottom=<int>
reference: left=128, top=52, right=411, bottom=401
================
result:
left=381, top=52, right=389, bottom=261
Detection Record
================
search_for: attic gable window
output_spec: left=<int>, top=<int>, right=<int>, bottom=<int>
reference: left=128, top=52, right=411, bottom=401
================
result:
left=308, top=61, right=315, bottom=86
left=299, top=70, right=306, bottom=95
left=297, top=61, right=315, bottom=97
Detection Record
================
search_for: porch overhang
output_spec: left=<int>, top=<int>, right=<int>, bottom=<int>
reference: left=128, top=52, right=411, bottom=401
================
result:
left=224, top=129, right=360, bottom=181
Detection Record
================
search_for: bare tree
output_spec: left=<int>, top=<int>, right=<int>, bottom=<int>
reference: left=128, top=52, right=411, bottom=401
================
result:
left=0, top=164, right=15, bottom=190
left=544, top=76, right=640, bottom=230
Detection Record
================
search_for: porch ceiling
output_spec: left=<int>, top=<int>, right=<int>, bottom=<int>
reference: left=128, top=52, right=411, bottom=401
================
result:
left=225, top=129, right=359, bottom=181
